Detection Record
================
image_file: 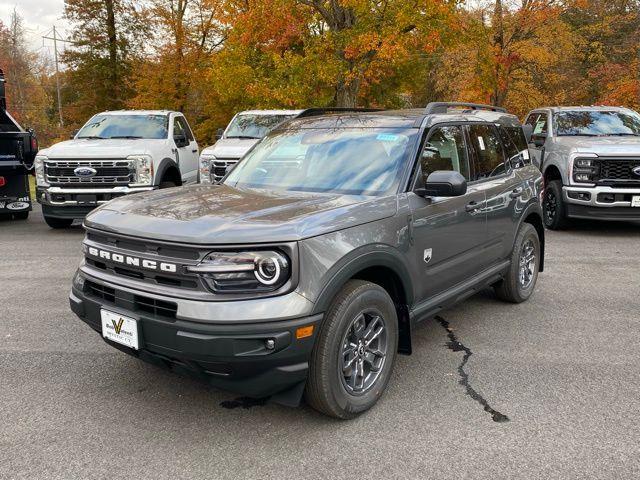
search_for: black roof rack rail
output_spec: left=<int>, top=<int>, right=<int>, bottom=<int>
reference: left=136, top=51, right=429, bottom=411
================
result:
left=425, top=102, right=507, bottom=115
left=296, top=107, right=383, bottom=118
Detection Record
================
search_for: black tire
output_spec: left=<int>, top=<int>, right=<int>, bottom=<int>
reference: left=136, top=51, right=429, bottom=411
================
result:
left=543, top=180, right=569, bottom=230
left=305, top=280, right=398, bottom=419
left=159, top=180, right=176, bottom=189
left=13, top=211, right=29, bottom=220
left=44, top=215, right=73, bottom=229
left=494, top=223, right=540, bottom=303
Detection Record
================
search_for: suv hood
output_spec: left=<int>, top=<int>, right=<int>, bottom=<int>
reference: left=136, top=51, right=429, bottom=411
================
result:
left=555, top=136, right=640, bottom=156
left=84, top=185, right=397, bottom=244
left=40, top=139, right=165, bottom=158
left=201, top=138, right=260, bottom=159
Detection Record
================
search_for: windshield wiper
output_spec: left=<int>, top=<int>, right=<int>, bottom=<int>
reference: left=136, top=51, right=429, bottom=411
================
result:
left=108, top=135, right=143, bottom=139
left=225, top=135, right=261, bottom=139
left=604, top=133, right=640, bottom=136
left=77, top=135, right=106, bottom=139
left=558, top=133, right=601, bottom=137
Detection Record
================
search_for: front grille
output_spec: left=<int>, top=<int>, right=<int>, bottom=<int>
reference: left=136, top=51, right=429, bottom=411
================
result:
left=212, top=158, right=239, bottom=183
left=595, top=158, right=640, bottom=183
left=45, top=159, right=134, bottom=186
left=85, top=280, right=177, bottom=319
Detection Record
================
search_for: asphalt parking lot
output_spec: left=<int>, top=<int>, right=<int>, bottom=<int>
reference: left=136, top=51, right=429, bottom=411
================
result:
left=1, top=205, right=639, bottom=480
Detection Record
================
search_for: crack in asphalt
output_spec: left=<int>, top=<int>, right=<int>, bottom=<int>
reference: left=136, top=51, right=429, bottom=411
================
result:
left=435, top=315, right=510, bottom=423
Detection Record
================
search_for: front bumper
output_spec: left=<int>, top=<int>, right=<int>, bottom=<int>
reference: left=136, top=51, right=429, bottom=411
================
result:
left=69, top=279, right=322, bottom=399
left=37, top=185, right=155, bottom=219
left=563, top=185, right=640, bottom=221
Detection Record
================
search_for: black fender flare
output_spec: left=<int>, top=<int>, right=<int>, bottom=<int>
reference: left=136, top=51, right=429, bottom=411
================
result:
left=514, top=201, right=545, bottom=272
left=310, top=246, right=414, bottom=316
left=154, top=158, right=181, bottom=186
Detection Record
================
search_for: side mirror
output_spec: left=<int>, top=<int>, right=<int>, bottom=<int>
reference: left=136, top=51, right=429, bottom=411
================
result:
left=69, top=129, right=79, bottom=139
left=215, top=128, right=224, bottom=141
left=531, top=134, right=546, bottom=148
left=522, top=124, right=533, bottom=143
left=417, top=170, right=467, bottom=197
left=174, top=133, right=188, bottom=147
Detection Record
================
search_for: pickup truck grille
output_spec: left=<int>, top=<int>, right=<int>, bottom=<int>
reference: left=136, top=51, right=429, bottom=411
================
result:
left=212, top=158, right=239, bottom=183
left=45, top=159, right=134, bottom=186
left=596, top=158, right=640, bottom=183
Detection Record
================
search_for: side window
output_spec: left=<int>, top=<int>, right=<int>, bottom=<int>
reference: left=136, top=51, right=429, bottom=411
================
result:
left=421, top=125, right=470, bottom=180
left=174, top=116, right=194, bottom=141
left=467, top=124, right=507, bottom=180
left=530, top=113, right=548, bottom=136
left=498, top=126, right=529, bottom=166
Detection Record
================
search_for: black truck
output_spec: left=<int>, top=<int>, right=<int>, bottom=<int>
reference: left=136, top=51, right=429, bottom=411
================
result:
left=0, top=68, right=37, bottom=220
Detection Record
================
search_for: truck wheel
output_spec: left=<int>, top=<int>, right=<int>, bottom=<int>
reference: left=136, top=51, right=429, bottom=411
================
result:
left=494, top=223, right=540, bottom=303
left=159, top=180, right=176, bottom=189
left=543, top=180, right=568, bottom=230
left=44, top=215, right=73, bottom=229
left=305, top=280, right=398, bottom=419
left=13, top=211, right=29, bottom=220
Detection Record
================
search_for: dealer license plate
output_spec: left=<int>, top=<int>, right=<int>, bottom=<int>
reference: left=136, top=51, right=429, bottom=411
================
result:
left=101, top=310, right=139, bottom=350
left=632, top=196, right=640, bottom=207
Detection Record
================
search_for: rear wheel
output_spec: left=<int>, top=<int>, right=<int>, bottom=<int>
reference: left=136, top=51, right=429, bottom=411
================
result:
left=543, top=180, right=569, bottom=230
left=305, top=280, right=398, bottom=419
left=494, top=223, right=540, bottom=303
left=44, top=215, right=73, bottom=229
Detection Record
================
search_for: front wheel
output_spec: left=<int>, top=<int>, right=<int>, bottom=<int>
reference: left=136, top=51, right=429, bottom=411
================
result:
left=305, top=280, right=398, bottom=419
left=44, top=215, right=73, bottom=229
left=494, top=223, right=540, bottom=303
left=543, top=180, right=569, bottom=230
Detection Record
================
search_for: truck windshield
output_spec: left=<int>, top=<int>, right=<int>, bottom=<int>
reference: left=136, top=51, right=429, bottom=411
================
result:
left=554, top=111, right=640, bottom=136
left=224, top=114, right=295, bottom=139
left=225, top=128, right=417, bottom=196
left=76, top=114, right=169, bottom=139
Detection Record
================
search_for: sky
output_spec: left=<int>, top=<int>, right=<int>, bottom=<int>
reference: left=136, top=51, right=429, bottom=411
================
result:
left=0, top=0, right=67, bottom=56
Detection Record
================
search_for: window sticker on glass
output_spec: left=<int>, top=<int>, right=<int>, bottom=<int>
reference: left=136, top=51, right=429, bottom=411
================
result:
left=477, top=136, right=486, bottom=150
left=376, top=133, right=399, bottom=142
left=522, top=150, right=530, bottom=160
left=533, top=120, right=546, bottom=134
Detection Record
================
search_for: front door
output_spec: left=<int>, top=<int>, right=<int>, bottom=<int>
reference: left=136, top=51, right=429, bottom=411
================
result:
left=524, top=111, right=549, bottom=168
left=172, top=115, right=199, bottom=184
left=466, top=123, right=525, bottom=266
left=408, top=123, right=487, bottom=303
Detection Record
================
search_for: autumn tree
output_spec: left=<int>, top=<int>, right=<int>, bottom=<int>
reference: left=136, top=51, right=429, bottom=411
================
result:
left=62, top=0, right=146, bottom=125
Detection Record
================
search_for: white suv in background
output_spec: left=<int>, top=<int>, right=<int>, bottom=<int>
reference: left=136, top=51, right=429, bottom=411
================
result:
left=35, top=110, right=199, bottom=228
left=199, top=109, right=303, bottom=184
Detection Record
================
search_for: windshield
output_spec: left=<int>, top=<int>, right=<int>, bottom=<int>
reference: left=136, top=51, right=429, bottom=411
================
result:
left=77, top=114, right=169, bottom=139
left=225, top=127, right=417, bottom=196
left=554, top=111, right=640, bottom=136
left=224, top=114, right=295, bottom=139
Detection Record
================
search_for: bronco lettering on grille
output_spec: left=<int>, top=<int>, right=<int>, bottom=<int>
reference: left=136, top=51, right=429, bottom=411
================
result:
left=87, top=246, right=177, bottom=273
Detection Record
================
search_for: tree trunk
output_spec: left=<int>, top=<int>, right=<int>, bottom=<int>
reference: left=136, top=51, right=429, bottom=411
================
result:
left=104, top=0, right=119, bottom=107
left=335, top=77, right=360, bottom=107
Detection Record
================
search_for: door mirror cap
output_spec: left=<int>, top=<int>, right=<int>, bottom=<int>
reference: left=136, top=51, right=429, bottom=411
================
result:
left=531, top=134, right=546, bottom=148
left=174, top=133, right=188, bottom=147
left=417, top=170, right=467, bottom=197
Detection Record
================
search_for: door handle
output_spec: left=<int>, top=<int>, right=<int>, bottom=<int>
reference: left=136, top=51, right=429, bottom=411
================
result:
left=191, top=149, right=198, bottom=153
left=509, top=187, right=524, bottom=199
left=465, top=201, right=481, bottom=212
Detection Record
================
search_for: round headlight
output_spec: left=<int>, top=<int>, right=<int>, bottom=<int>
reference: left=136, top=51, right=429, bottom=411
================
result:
left=255, top=255, right=283, bottom=285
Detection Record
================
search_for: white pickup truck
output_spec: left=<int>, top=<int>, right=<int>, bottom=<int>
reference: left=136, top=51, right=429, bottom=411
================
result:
left=35, top=110, right=199, bottom=228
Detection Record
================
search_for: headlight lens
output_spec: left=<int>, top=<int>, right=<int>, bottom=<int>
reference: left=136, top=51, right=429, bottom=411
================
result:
left=199, top=155, right=215, bottom=184
left=572, top=158, right=599, bottom=183
left=128, top=154, right=154, bottom=186
left=34, top=155, right=48, bottom=187
left=188, top=250, right=290, bottom=293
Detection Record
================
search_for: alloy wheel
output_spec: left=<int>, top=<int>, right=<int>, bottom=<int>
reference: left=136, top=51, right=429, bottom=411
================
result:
left=519, top=239, right=536, bottom=289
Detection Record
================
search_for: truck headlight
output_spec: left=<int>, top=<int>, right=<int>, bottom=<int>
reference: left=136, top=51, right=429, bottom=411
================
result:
left=187, top=250, right=290, bottom=293
left=34, top=155, right=48, bottom=187
left=572, top=158, right=599, bottom=184
left=128, top=155, right=153, bottom=186
left=199, top=155, right=215, bottom=184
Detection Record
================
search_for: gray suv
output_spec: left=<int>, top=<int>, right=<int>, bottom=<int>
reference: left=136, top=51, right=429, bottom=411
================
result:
left=524, top=106, right=640, bottom=229
left=69, top=103, right=545, bottom=418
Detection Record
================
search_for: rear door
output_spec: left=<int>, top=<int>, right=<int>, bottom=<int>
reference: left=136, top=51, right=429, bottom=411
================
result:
left=466, top=123, right=524, bottom=267
left=408, top=123, right=487, bottom=302
left=172, top=115, right=199, bottom=184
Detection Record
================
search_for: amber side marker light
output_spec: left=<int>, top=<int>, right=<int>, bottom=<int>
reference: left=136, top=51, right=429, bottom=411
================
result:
left=296, top=325, right=314, bottom=339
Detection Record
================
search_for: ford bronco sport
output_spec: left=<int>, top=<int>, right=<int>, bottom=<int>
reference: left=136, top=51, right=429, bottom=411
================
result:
left=70, top=103, right=545, bottom=419
left=524, top=106, right=640, bottom=228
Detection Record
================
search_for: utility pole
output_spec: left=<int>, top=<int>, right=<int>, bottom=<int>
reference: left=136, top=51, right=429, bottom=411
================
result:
left=42, top=27, right=76, bottom=127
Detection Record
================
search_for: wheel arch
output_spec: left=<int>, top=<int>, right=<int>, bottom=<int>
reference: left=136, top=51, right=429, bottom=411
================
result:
left=311, top=250, right=414, bottom=355
left=155, top=158, right=182, bottom=186
left=518, top=204, right=545, bottom=272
